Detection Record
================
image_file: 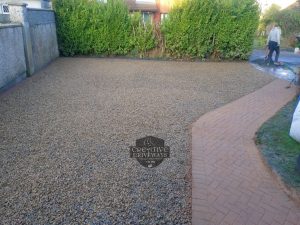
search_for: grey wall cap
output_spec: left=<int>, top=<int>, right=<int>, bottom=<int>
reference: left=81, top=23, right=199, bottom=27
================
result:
left=7, top=3, right=27, bottom=7
left=0, top=23, right=22, bottom=28
left=27, top=8, right=53, bottom=12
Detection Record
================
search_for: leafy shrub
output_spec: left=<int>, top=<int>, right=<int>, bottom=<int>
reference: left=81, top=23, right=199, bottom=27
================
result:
left=162, top=0, right=259, bottom=59
left=214, top=0, right=260, bottom=59
left=276, top=8, right=300, bottom=37
left=54, top=0, right=259, bottom=60
left=260, top=4, right=281, bottom=28
left=261, top=4, right=300, bottom=37
left=253, top=36, right=267, bottom=49
left=53, top=0, right=156, bottom=56
left=260, top=4, right=300, bottom=48
left=53, top=0, right=93, bottom=56
left=130, top=12, right=157, bottom=57
left=287, top=35, right=299, bottom=48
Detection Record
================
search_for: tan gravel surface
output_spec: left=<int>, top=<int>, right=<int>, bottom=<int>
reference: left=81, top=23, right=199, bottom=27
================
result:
left=0, top=58, right=274, bottom=224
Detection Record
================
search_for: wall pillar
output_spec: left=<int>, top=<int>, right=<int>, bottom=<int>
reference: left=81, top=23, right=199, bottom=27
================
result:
left=8, top=3, right=34, bottom=76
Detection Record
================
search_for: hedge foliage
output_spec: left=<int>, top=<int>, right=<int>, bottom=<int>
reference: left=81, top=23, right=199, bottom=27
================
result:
left=53, top=0, right=259, bottom=60
left=262, top=4, right=300, bottom=37
left=53, top=0, right=156, bottom=56
left=162, top=0, right=260, bottom=59
left=259, top=4, right=300, bottom=48
left=130, top=12, right=157, bottom=57
left=276, top=8, right=300, bottom=37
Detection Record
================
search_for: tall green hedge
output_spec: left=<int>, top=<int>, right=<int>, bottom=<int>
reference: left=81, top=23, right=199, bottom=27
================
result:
left=162, top=0, right=259, bottom=59
left=54, top=0, right=259, bottom=60
left=130, top=12, right=157, bottom=57
left=53, top=0, right=156, bottom=56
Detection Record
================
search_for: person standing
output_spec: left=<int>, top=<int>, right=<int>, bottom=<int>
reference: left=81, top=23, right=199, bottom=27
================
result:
left=267, top=23, right=281, bottom=65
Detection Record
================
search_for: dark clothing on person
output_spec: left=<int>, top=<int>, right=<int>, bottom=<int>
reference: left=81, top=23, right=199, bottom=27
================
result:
left=268, top=40, right=280, bottom=64
left=267, top=26, right=281, bottom=65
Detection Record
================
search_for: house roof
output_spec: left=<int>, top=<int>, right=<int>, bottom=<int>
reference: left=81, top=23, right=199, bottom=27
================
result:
left=125, top=0, right=158, bottom=12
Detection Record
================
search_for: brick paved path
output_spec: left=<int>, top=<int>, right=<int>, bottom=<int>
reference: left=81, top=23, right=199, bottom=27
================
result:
left=192, top=79, right=300, bottom=225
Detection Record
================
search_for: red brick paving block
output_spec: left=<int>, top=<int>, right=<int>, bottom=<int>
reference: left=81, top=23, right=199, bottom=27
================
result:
left=285, top=210, right=300, bottom=225
left=211, top=211, right=226, bottom=225
left=192, top=80, right=300, bottom=225
left=222, top=211, right=239, bottom=224
left=284, top=222, right=298, bottom=225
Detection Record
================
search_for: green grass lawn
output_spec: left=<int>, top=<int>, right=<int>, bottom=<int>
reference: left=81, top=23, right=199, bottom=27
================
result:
left=256, top=98, right=300, bottom=190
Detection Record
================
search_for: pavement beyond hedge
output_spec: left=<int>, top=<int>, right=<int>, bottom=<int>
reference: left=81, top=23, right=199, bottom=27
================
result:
left=192, top=79, right=300, bottom=225
left=0, top=58, right=274, bottom=224
left=250, top=50, right=300, bottom=83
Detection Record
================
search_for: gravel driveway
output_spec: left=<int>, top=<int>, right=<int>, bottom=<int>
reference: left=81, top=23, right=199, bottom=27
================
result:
left=0, top=58, right=274, bottom=224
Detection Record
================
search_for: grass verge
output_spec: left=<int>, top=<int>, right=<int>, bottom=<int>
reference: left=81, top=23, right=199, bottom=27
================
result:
left=256, top=98, right=300, bottom=190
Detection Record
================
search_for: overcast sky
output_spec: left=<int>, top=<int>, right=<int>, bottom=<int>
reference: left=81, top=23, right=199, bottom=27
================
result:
left=257, top=0, right=297, bottom=12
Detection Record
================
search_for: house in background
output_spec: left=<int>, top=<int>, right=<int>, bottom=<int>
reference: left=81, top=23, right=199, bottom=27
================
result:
left=126, top=0, right=157, bottom=23
left=155, top=0, right=174, bottom=22
left=0, top=0, right=51, bottom=9
left=125, top=0, right=175, bottom=24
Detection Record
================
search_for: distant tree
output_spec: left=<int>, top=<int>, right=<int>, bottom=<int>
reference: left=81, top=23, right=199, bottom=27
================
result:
left=276, top=7, right=300, bottom=36
left=259, top=2, right=300, bottom=37
left=261, top=4, right=281, bottom=28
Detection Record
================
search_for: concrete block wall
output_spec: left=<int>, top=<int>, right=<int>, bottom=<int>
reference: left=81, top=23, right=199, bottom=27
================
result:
left=28, top=8, right=59, bottom=72
left=0, top=3, right=58, bottom=90
left=0, top=24, right=26, bottom=91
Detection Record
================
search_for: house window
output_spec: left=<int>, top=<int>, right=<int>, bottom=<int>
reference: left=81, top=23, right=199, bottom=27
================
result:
left=142, top=12, right=153, bottom=24
left=160, top=13, right=168, bottom=22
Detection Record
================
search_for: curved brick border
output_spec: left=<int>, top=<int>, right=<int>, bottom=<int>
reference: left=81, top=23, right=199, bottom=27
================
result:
left=192, top=79, right=300, bottom=225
